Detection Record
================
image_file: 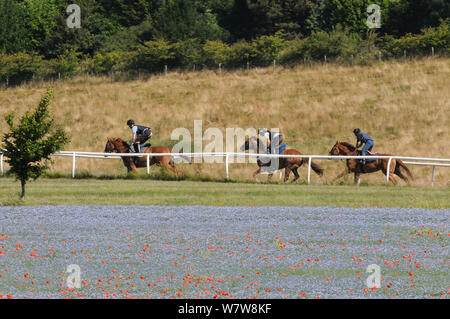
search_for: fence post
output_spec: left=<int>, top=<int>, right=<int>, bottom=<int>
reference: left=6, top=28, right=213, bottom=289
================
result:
left=225, top=153, right=229, bottom=179
left=324, top=55, right=327, bottom=64
left=386, top=157, right=393, bottom=184
left=431, top=165, right=435, bottom=187
left=147, top=154, right=150, bottom=175
left=273, top=60, right=276, bottom=72
left=72, top=152, right=76, bottom=178
left=431, top=47, right=434, bottom=58
left=307, top=156, right=312, bottom=185
left=165, top=65, right=168, bottom=76
left=218, top=63, right=222, bottom=74
left=0, top=152, right=3, bottom=175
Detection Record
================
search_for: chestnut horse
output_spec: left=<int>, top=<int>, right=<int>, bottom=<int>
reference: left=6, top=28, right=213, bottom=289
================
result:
left=240, top=136, right=324, bottom=182
left=104, top=137, right=191, bottom=174
left=329, top=141, right=413, bottom=185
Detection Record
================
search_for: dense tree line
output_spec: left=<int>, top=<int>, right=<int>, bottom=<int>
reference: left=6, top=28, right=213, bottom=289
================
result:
left=0, top=0, right=449, bottom=85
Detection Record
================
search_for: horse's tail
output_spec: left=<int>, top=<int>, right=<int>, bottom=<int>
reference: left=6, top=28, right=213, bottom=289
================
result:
left=395, top=159, right=414, bottom=182
left=305, top=159, right=324, bottom=177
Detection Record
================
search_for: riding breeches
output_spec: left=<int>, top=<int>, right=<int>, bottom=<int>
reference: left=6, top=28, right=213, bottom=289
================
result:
left=361, top=140, right=374, bottom=156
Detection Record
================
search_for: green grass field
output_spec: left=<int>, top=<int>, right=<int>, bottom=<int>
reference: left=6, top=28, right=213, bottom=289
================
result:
left=1, top=178, right=448, bottom=208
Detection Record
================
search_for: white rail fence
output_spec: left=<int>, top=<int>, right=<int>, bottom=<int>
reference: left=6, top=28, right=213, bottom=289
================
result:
left=2, top=151, right=449, bottom=186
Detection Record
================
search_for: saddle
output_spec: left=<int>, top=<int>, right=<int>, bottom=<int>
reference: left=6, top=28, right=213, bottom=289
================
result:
left=266, top=144, right=287, bottom=154
left=358, top=150, right=379, bottom=163
left=133, top=143, right=152, bottom=153
left=131, top=143, right=152, bottom=166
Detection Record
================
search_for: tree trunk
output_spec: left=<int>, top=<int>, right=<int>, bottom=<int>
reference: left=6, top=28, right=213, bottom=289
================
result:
left=20, top=179, right=26, bottom=199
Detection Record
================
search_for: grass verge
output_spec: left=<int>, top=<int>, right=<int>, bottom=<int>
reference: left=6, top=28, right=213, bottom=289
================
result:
left=0, top=177, right=448, bottom=208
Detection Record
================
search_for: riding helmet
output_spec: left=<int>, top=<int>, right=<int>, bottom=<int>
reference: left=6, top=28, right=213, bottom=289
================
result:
left=127, top=119, right=135, bottom=126
left=353, top=128, right=361, bottom=135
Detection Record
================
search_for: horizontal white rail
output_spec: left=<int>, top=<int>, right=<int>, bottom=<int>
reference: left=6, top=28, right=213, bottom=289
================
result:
left=1, top=150, right=449, bottom=186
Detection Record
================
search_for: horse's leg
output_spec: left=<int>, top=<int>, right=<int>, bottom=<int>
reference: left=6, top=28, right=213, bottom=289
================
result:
left=284, top=167, right=292, bottom=183
left=354, top=172, right=361, bottom=185
left=394, top=166, right=409, bottom=183
left=161, top=157, right=177, bottom=175
left=292, top=167, right=300, bottom=182
left=253, top=167, right=261, bottom=179
left=332, top=169, right=350, bottom=183
left=381, top=166, right=398, bottom=186
left=125, top=158, right=138, bottom=173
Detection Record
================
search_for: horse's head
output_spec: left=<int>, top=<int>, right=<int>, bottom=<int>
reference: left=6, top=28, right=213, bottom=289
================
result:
left=329, top=141, right=340, bottom=156
left=104, top=138, right=128, bottom=153
left=329, top=141, right=357, bottom=156
left=104, top=138, right=116, bottom=153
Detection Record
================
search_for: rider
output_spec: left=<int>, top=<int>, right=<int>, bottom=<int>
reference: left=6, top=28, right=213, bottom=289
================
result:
left=127, top=119, right=152, bottom=153
left=353, top=128, right=374, bottom=167
left=258, top=128, right=284, bottom=154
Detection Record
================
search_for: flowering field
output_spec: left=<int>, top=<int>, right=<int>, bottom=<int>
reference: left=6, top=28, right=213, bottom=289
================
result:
left=0, top=205, right=448, bottom=299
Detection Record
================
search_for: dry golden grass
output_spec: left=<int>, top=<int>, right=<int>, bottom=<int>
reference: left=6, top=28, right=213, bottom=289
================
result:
left=1, top=58, right=449, bottom=186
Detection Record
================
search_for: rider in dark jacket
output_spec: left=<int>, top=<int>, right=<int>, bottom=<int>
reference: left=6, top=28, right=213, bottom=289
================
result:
left=353, top=128, right=374, bottom=167
left=127, top=119, right=152, bottom=153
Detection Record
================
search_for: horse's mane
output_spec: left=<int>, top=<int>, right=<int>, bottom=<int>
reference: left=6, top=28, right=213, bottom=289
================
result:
left=339, top=141, right=357, bottom=152
left=109, top=137, right=129, bottom=148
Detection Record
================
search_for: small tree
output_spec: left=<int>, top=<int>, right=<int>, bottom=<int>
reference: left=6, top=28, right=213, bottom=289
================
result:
left=2, top=87, right=69, bottom=199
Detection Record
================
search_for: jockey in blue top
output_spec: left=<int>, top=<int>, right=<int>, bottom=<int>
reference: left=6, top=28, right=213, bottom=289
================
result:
left=353, top=128, right=374, bottom=167
left=258, top=128, right=284, bottom=154
left=127, top=119, right=152, bottom=153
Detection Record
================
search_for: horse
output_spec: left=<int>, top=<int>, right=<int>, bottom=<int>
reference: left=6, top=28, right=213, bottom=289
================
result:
left=329, top=141, right=413, bottom=185
left=104, top=137, right=191, bottom=174
left=240, top=136, right=324, bottom=182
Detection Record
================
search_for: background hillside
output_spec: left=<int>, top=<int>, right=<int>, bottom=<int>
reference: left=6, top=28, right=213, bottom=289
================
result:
left=1, top=57, right=449, bottom=185
left=1, top=0, right=449, bottom=86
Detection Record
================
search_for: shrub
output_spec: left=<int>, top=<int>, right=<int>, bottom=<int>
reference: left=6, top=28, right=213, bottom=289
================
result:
left=50, top=49, right=80, bottom=78
left=251, top=34, right=286, bottom=66
left=173, top=38, right=203, bottom=69
left=130, top=39, right=177, bottom=72
left=0, top=52, right=42, bottom=85
left=380, top=20, right=450, bottom=58
left=92, top=51, right=124, bottom=74
left=228, top=40, right=256, bottom=68
left=201, top=40, right=232, bottom=68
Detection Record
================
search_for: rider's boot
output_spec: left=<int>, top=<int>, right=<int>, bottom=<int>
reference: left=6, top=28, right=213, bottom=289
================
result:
left=359, top=159, right=366, bottom=173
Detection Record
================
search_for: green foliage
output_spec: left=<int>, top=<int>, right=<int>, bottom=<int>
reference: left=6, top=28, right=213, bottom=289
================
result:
left=380, top=20, right=450, bottom=57
left=92, top=51, right=125, bottom=74
left=51, top=49, right=80, bottom=78
left=0, top=52, right=42, bottom=85
left=173, top=39, right=203, bottom=69
left=0, top=0, right=32, bottom=53
left=202, top=40, right=232, bottom=67
left=20, top=0, right=59, bottom=51
left=279, top=26, right=380, bottom=65
left=382, top=0, right=450, bottom=37
left=152, top=0, right=228, bottom=43
left=2, top=88, right=70, bottom=198
left=251, top=34, right=286, bottom=66
left=131, top=39, right=177, bottom=71
left=97, top=0, right=150, bottom=27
